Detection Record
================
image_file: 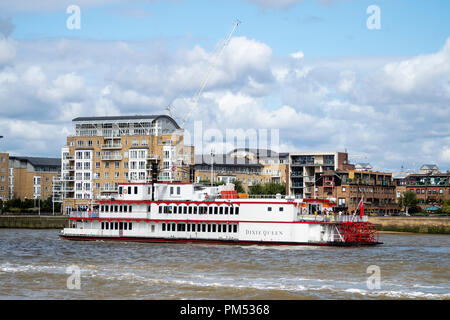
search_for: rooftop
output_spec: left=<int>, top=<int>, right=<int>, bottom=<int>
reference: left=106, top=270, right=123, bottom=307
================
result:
left=10, top=156, right=61, bottom=167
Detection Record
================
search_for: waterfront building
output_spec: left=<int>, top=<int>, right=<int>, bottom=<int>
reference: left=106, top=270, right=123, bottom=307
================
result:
left=227, top=148, right=289, bottom=185
left=8, top=156, right=61, bottom=201
left=288, top=152, right=353, bottom=198
left=405, top=169, right=450, bottom=209
left=194, top=154, right=263, bottom=191
left=0, top=153, right=9, bottom=201
left=61, top=115, right=194, bottom=214
left=315, top=168, right=398, bottom=215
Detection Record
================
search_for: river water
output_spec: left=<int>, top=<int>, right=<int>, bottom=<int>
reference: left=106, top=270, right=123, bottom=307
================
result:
left=0, top=229, right=448, bottom=300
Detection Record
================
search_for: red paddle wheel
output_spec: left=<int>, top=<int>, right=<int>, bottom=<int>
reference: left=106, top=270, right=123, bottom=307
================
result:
left=338, top=222, right=379, bottom=244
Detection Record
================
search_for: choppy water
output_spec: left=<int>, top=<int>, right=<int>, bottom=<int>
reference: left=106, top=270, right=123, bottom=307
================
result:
left=0, top=229, right=449, bottom=300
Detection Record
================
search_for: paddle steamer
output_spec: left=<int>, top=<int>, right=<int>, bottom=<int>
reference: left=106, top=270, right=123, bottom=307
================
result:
left=60, top=182, right=380, bottom=246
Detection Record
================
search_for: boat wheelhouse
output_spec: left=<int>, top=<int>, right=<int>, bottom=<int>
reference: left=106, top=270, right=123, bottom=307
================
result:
left=60, top=182, right=381, bottom=246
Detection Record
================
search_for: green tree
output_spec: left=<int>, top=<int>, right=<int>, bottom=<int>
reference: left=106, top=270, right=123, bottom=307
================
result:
left=442, top=200, right=450, bottom=215
left=233, top=180, right=245, bottom=193
left=398, top=191, right=418, bottom=214
left=262, top=182, right=286, bottom=195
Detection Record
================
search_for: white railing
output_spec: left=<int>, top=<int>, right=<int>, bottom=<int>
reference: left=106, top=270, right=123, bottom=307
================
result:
left=70, top=211, right=99, bottom=218
left=101, top=155, right=122, bottom=161
left=101, top=143, right=122, bottom=149
left=298, top=215, right=368, bottom=223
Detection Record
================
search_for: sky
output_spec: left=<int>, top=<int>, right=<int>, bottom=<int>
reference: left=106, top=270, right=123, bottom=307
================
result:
left=0, top=0, right=449, bottom=173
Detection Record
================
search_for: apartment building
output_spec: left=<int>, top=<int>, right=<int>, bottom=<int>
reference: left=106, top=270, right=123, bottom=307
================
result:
left=315, top=168, right=398, bottom=215
left=8, top=156, right=61, bottom=201
left=288, top=152, right=353, bottom=198
left=61, top=115, right=194, bottom=214
left=0, top=153, right=9, bottom=201
left=194, top=154, right=263, bottom=191
left=228, top=148, right=289, bottom=185
left=405, top=170, right=450, bottom=209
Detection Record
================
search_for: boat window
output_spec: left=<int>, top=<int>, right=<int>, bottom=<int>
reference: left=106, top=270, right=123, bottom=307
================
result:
left=202, top=224, right=206, bottom=232
left=224, top=207, right=228, bottom=215
left=268, top=207, right=272, bottom=212
left=228, top=224, right=232, bottom=232
left=115, top=222, right=118, bottom=230
left=209, top=206, right=213, bottom=214
left=172, top=223, right=176, bottom=232
left=222, top=224, right=227, bottom=233
left=212, top=224, right=216, bottom=232
left=174, top=206, right=177, bottom=214
left=219, top=207, right=223, bottom=214
left=105, top=222, right=109, bottom=230
left=119, top=186, right=123, bottom=194
left=129, top=223, right=132, bottom=230
left=124, top=222, right=128, bottom=230
left=134, top=186, right=138, bottom=194
left=124, top=206, right=127, bottom=213
left=194, top=206, right=197, bottom=214
left=233, top=224, right=237, bottom=233
left=188, top=206, right=192, bottom=214
left=162, top=223, right=166, bottom=231
left=151, top=225, right=155, bottom=232
left=184, top=206, right=187, bottom=214
left=187, top=224, right=191, bottom=232
left=129, top=206, right=132, bottom=213
left=177, top=187, right=181, bottom=195
left=230, top=207, right=234, bottom=215
left=279, top=207, right=284, bottom=212
left=147, top=205, right=151, bottom=212
left=128, top=186, right=131, bottom=194
left=214, top=207, right=218, bottom=214
left=159, top=206, right=162, bottom=214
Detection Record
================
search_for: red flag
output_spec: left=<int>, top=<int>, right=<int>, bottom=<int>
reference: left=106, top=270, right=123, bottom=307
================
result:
left=358, top=197, right=364, bottom=218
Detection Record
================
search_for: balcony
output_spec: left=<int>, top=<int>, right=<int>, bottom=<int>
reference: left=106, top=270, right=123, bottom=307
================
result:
left=101, top=143, right=122, bottom=149
left=100, top=187, right=119, bottom=193
left=101, top=155, right=122, bottom=161
left=147, top=155, right=160, bottom=160
left=62, top=176, right=75, bottom=181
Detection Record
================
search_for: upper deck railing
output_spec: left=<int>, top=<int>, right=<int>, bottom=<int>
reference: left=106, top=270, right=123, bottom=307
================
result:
left=298, top=215, right=368, bottom=223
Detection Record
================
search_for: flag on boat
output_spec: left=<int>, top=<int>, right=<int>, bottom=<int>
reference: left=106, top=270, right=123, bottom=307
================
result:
left=358, top=197, right=364, bottom=218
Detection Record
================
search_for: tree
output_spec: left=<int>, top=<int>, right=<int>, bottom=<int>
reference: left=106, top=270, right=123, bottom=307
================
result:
left=442, top=200, right=450, bottom=215
left=398, top=191, right=418, bottom=214
left=233, top=180, right=245, bottom=193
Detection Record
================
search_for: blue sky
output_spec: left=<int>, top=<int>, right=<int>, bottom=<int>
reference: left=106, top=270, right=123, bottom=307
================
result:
left=0, top=0, right=449, bottom=173
left=9, top=0, right=450, bottom=57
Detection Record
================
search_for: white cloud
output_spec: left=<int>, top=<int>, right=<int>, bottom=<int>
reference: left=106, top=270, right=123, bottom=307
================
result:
left=290, top=50, right=304, bottom=60
left=0, top=34, right=449, bottom=171
left=0, top=36, right=16, bottom=64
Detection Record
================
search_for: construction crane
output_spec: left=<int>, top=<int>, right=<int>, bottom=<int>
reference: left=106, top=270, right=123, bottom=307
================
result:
left=166, top=19, right=241, bottom=129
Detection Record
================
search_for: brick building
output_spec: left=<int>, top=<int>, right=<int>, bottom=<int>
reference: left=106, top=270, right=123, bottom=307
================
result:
left=60, top=115, right=194, bottom=214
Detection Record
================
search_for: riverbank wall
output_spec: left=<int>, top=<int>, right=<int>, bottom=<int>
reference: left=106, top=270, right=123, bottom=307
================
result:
left=0, top=215, right=68, bottom=229
left=368, top=216, right=450, bottom=234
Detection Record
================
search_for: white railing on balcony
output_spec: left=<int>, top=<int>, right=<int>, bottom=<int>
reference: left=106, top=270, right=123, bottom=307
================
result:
left=101, top=143, right=122, bottom=149
left=101, top=155, right=122, bottom=161
left=100, top=187, right=119, bottom=193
